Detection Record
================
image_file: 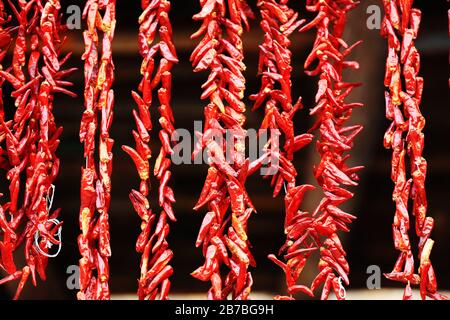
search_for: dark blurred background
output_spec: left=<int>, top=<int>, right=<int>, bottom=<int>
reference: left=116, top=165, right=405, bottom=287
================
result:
left=0, top=0, right=448, bottom=299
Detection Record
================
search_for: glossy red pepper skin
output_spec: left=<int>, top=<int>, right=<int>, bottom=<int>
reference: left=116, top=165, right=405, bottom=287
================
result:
left=77, top=0, right=116, bottom=300
left=381, top=0, right=448, bottom=301
left=191, top=0, right=256, bottom=300
left=122, top=0, right=177, bottom=300
left=0, top=0, right=74, bottom=299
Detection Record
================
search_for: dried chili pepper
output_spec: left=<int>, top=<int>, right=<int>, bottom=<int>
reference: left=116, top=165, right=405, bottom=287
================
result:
left=77, top=0, right=116, bottom=300
left=381, top=0, right=448, bottom=300
left=0, top=0, right=73, bottom=299
left=191, top=0, right=256, bottom=300
left=122, top=0, right=177, bottom=300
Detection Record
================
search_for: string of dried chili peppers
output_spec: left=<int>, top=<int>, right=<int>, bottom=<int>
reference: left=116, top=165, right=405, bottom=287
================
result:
left=0, top=0, right=11, bottom=117
left=249, top=0, right=317, bottom=300
left=190, top=0, right=257, bottom=300
left=78, top=0, right=116, bottom=300
left=296, top=0, right=363, bottom=300
left=381, top=0, right=448, bottom=300
left=121, top=0, right=177, bottom=300
left=0, top=0, right=74, bottom=299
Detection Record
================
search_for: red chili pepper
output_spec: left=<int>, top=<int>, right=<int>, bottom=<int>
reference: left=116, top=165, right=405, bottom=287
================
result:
left=122, top=145, right=150, bottom=181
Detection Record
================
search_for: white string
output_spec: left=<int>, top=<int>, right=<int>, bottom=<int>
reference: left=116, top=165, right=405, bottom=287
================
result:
left=338, top=277, right=347, bottom=300
left=46, top=184, right=55, bottom=211
left=34, top=218, right=62, bottom=258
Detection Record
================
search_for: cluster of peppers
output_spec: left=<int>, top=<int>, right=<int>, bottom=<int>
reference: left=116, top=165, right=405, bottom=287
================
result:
left=0, top=0, right=75, bottom=299
left=258, top=0, right=363, bottom=300
left=77, top=0, right=116, bottom=300
left=244, top=0, right=363, bottom=300
left=190, top=0, right=258, bottom=300
left=249, top=0, right=317, bottom=300
left=122, top=0, right=177, bottom=300
left=381, top=0, right=448, bottom=300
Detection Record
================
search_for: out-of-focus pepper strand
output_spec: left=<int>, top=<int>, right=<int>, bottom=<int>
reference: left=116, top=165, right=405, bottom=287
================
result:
left=0, top=0, right=10, bottom=118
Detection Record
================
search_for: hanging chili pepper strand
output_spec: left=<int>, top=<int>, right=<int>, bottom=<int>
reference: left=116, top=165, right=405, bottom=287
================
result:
left=0, top=0, right=75, bottom=299
left=0, top=0, right=18, bottom=294
left=381, top=0, right=448, bottom=300
left=249, top=0, right=316, bottom=299
left=0, top=0, right=12, bottom=118
left=78, top=0, right=116, bottom=300
left=297, top=0, right=364, bottom=300
left=121, top=0, right=177, bottom=300
left=190, top=0, right=256, bottom=299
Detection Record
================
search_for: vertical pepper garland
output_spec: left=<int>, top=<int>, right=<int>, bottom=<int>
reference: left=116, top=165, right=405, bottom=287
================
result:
left=0, top=0, right=75, bottom=299
left=382, top=0, right=448, bottom=300
left=121, top=0, right=177, bottom=300
left=0, top=0, right=11, bottom=116
left=190, top=0, right=257, bottom=299
left=249, top=0, right=317, bottom=299
left=78, top=0, right=116, bottom=300
left=298, top=0, right=364, bottom=300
